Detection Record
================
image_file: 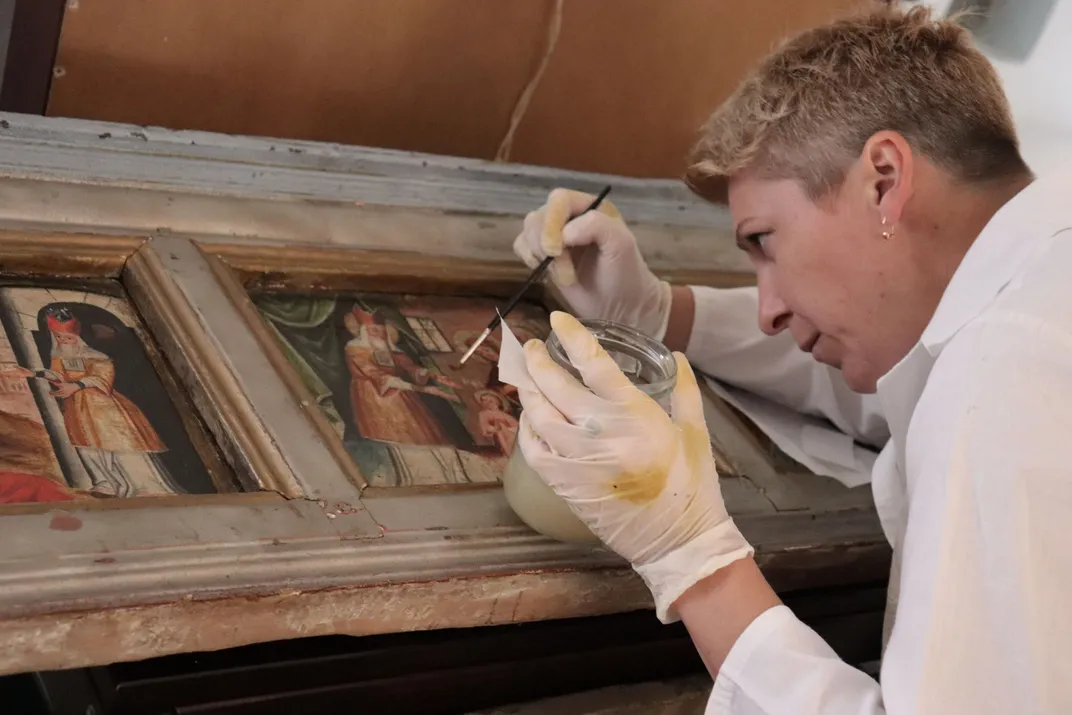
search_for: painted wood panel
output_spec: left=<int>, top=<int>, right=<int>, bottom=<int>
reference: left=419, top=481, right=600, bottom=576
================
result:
left=253, top=291, right=549, bottom=487
left=0, top=279, right=236, bottom=505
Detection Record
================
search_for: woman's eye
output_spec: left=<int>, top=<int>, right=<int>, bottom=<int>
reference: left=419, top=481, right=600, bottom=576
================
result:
left=746, top=232, right=770, bottom=252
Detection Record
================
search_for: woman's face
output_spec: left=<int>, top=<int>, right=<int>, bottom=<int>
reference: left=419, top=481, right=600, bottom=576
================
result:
left=54, top=333, right=80, bottom=347
left=726, top=162, right=924, bottom=394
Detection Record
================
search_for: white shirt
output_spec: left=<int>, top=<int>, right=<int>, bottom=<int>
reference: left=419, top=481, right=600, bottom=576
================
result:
left=687, top=171, right=1072, bottom=714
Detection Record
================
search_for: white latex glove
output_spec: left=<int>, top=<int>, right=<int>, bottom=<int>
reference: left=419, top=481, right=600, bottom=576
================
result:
left=516, top=311, right=754, bottom=623
left=513, top=188, right=673, bottom=341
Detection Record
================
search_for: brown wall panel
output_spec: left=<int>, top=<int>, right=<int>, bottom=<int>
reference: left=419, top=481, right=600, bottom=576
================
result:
left=509, top=0, right=867, bottom=176
left=47, top=0, right=870, bottom=178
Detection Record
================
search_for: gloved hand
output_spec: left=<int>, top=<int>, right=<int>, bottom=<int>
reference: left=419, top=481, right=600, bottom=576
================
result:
left=516, top=312, right=754, bottom=623
left=513, top=188, right=673, bottom=341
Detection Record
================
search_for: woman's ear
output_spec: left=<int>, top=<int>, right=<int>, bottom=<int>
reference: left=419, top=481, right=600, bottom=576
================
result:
left=862, top=130, right=914, bottom=226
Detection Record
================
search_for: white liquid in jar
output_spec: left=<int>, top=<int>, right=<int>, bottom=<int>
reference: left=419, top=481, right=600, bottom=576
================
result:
left=501, top=446, right=601, bottom=545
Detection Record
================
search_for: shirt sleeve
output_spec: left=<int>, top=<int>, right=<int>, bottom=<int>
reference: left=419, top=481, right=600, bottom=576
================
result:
left=706, top=312, right=1072, bottom=715
left=707, top=606, right=884, bottom=715
left=686, top=285, right=888, bottom=448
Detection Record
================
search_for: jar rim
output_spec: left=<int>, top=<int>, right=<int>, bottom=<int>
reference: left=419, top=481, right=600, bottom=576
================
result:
left=545, top=318, right=677, bottom=398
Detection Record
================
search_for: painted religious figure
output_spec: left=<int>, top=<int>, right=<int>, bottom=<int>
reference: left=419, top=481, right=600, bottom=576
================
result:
left=474, top=389, right=518, bottom=456
left=255, top=292, right=548, bottom=487
left=0, top=284, right=227, bottom=505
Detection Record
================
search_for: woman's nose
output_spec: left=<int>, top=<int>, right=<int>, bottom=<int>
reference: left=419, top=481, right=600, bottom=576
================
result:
left=757, top=272, right=791, bottom=336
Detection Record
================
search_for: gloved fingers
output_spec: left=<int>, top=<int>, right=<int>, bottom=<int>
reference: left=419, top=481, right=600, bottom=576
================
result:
left=669, top=353, right=707, bottom=429
left=515, top=206, right=579, bottom=288
left=545, top=187, right=622, bottom=221
left=560, top=210, right=629, bottom=259
left=543, top=189, right=618, bottom=248
left=523, top=338, right=605, bottom=422
left=517, top=411, right=552, bottom=464
left=542, top=189, right=621, bottom=286
left=513, top=227, right=541, bottom=270
left=517, top=414, right=619, bottom=495
left=668, top=352, right=720, bottom=475
left=541, top=190, right=583, bottom=286
left=549, top=311, right=640, bottom=404
left=516, top=386, right=596, bottom=459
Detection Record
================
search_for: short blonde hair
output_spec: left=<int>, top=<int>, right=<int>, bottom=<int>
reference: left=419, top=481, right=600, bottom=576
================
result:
left=685, top=5, right=1030, bottom=203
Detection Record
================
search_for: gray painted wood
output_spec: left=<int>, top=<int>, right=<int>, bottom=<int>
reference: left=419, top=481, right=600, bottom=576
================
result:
left=0, top=112, right=732, bottom=229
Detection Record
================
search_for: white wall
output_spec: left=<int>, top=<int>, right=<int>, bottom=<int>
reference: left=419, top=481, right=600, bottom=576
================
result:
left=911, top=0, right=1072, bottom=174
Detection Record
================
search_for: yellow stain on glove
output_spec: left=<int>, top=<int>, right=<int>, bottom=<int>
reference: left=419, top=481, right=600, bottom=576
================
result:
left=541, top=190, right=623, bottom=287
left=608, top=455, right=674, bottom=505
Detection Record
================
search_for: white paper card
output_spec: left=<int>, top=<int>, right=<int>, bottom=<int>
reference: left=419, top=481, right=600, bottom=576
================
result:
left=496, top=310, right=538, bottom=393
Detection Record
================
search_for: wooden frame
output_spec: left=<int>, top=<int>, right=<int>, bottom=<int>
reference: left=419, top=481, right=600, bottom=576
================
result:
left=0, top=232, right=889, bottom=676
left=0, top=112, right=889, bottom=677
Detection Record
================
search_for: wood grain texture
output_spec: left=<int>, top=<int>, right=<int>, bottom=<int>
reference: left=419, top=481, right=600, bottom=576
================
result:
left=0, top=229, right=144, bottom=277
left=47, top=0, right=872, bottom=178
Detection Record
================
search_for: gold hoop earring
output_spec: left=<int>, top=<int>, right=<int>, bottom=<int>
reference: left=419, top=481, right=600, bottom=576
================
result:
left=881, top=215, right=894, bottom=240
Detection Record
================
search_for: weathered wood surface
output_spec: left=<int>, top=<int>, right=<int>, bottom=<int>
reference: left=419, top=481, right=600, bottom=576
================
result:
left=0, top=113, right=752, bottom=274
left=0, top=113, right=722, bottom=224
left=0, top=502, right=885, bottom=675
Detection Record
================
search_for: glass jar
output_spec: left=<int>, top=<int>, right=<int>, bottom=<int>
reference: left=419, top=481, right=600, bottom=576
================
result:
left=502, top=319, right=677, bottom=545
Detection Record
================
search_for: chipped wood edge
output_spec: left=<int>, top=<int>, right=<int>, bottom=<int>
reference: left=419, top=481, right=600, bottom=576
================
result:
left=0, top=228, right=145, bottom=277
left=0, top=569, right=652, bottom=675
left=123, top=240, right=306, bottom=498
left=203, top=247, right=368, bottom=490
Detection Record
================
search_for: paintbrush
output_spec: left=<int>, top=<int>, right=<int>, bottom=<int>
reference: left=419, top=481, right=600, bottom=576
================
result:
left=458, top=184, right=612, bottom=365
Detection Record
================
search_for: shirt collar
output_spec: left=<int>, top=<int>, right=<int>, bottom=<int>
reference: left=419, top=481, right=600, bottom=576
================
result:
left=920, top=171, right=1072, bottom=352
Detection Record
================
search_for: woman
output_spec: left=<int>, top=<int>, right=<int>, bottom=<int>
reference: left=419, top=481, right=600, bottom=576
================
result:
left=512, top=6, right=1070, bottom=714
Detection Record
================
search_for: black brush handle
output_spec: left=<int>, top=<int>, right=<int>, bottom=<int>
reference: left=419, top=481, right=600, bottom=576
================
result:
left=486, top=184, right=612, bottom=333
